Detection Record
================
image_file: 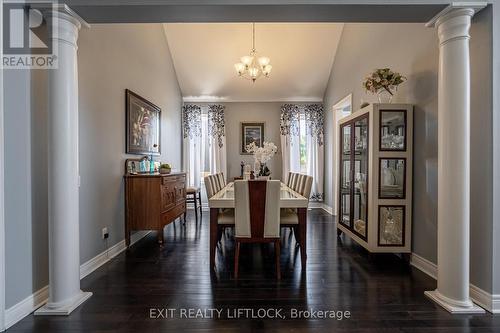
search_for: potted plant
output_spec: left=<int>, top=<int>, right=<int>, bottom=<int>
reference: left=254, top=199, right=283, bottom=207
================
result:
left=160, top=163, right=172, bottom=174
left=363, top=68, right=406, bottom=103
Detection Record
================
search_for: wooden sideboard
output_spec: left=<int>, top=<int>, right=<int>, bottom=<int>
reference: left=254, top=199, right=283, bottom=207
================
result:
left=124, top=172, right=186, bottom=246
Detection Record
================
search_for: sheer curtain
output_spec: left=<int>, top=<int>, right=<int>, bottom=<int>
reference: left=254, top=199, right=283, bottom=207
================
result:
left=182, top=104, right=202, bottom=188
left=304, top=104, right=325, bottom=201
left=280, top=104, right=301, bottom=182
left=182, top=104, right=227, bottom=188
left=208, top=104, right=227, bottom=180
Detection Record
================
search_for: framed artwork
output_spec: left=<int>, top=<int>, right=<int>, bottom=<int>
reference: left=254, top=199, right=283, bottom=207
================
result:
left=241, top=122, right=264, bottom=154
left=126, top=89, right=161, bottom=155
left=378, top=205, right=405, bottom=247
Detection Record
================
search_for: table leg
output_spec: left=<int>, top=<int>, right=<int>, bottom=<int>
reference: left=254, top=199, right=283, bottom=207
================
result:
left=298, top=208, right=307, bottom=268
left=210, top=208, right=218, bottom=270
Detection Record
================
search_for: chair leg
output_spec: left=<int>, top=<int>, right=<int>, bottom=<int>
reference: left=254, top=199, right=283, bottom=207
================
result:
left=193, top=194, right=198, bottom=221
left=275, top=240, right=281, bottom=280
left=198, top=192, right=203, bottom=217
left=235, top=242, right=241, bottom=279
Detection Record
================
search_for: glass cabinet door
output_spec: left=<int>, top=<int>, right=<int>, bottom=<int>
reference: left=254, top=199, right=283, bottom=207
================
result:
left=353, top=116, right=368, bottom=239
left=339, top=124, right=351, bottom=228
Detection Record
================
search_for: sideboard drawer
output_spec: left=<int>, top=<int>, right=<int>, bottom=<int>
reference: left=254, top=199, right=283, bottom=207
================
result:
left=162, top=202, right=186, bottom=225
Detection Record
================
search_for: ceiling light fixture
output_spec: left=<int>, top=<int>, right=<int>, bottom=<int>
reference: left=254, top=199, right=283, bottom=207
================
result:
left=234, top=23, right=272, bottom=83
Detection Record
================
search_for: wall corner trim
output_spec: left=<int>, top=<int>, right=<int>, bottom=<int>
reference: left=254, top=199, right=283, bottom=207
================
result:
left=411, top=253, right=500, bottom=313
left=4, top=231, right=151, bottom=329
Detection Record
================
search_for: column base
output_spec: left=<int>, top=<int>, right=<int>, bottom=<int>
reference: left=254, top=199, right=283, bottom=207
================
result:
left=34, top=291, right=92, bottom=316
left=425, top=290, right=485, bottom=314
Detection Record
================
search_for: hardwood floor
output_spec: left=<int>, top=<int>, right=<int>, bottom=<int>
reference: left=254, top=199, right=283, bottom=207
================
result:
left=9, top=210, right=500, bottom=332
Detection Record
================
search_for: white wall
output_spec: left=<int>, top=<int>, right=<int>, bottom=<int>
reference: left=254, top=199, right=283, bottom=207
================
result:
left=3, top=23, right=182, bottom=309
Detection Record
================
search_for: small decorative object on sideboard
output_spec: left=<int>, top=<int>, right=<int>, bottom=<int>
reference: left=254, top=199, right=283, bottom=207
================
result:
left=246, top=141, right=278, bottom=178
left=363, top=68, right=406, bottom=103
left=160, top=163, right=172, bottom=174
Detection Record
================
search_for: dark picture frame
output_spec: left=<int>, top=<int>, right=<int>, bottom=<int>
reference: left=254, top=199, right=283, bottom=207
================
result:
left=125, top=89, right=161, bottom=155
left=240, top=122, right=265, bottom=154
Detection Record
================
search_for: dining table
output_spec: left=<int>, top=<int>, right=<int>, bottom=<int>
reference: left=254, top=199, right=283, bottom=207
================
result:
left=208, top=181, right=309, bottom=270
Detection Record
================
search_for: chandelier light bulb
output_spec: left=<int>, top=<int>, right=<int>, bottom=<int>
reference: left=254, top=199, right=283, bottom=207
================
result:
left=249, top=67, right=259, bottom=78
left=258, top=57, right=270, bottom=67
left=263, top=64, right=272, bottom=76
left=234, top=63, right=245, bottom=75
left=241, top=56, right=253, bottom=66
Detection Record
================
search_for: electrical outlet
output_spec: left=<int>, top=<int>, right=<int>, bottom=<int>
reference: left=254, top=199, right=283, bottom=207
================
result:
left=102, top=227, right=109, bottom=239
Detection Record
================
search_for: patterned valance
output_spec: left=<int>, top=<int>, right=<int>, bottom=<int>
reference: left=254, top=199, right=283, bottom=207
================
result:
left=304, top=104, right=324, bottom=146
left=208, top=104, right=226, bottom=148
left=182, top=104, right=202, bottom=139
left=280, top=104, right=301, bottom=136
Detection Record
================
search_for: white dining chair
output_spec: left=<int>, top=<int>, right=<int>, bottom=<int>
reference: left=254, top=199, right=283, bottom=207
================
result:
left=234, top=180, right=281, bottom=279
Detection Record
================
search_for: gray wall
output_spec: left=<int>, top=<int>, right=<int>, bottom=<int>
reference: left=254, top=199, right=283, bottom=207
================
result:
left=469, top=6, right=494, bottom=294
left=491, top=2, right=500, bottom=295
left=323, top=13, right=495, bottom=293
left=224, top=102, right=283, bottom=181
left=323, top=23, right=439, bottom=264
left=77, top=24, right=183, bottom=263
left=3, top=23, right=182, bottom=308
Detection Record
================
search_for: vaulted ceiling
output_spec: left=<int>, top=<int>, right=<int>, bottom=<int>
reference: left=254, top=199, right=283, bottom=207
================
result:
left=163, top=23, right=344, bottom=102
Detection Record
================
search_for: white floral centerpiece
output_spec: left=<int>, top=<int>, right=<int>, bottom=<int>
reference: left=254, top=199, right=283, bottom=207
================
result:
left=246, top=141, right=278, bottom=177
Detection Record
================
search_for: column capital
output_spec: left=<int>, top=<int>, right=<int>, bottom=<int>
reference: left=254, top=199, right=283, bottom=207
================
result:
left=426, top=2, right=486, bottom=28
left=39, top=4, right=90, bottom=48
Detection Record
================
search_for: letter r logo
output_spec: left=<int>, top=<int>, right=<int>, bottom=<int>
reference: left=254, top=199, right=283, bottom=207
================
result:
left=3, top=2, right=53, bottom=55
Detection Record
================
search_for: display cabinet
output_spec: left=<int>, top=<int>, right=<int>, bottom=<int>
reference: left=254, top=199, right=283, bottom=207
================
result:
left=337, top=104, right=413, bottom=253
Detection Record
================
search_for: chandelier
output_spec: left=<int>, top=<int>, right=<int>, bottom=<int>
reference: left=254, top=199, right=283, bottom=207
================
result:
left=234, top=23, right=272, bottom=82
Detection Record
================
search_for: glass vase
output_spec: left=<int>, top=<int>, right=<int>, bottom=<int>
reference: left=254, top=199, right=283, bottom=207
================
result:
left=377, top=90, right=393, bottom=104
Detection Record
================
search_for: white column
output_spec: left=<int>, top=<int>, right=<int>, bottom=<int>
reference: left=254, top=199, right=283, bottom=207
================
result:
left=424, top=5, right=485, bottom=314
left=35, top=6, right=91, bottom=316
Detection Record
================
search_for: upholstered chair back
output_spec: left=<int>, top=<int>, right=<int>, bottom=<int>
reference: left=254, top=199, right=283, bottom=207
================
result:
left=217, top=173, right=226, bottom=188
left=204, top=176, right=215, bottom=199
left=234, top=180, right=281, bottom=239
left=287, top=173, right=313, bottom=200
left=302, top=175, right=313, bottom=199
left=205, top=173, right=226, bottom=199
left=285, top=172, right=293, bottom=187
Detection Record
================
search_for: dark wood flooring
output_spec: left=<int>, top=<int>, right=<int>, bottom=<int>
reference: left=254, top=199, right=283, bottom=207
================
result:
left=8, top=210, right=500, bottom=332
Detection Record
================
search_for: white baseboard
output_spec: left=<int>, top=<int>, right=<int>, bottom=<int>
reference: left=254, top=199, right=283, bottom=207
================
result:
left=186, top=202, right=209, bottom=212
left=4, top=230, right=151, bottom=329
left=308, top=202, right=334, bottom=216
left=80, top=230, right=151, bottom=279
left=4, top=286, right=49, bottom=330
left=410, top=253, right=500, bottom=313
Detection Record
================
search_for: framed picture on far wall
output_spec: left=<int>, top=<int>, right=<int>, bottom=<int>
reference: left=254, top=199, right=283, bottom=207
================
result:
left=241, top=122, right=264, bottom=154
left=126, top=89, right=161, bottom=155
